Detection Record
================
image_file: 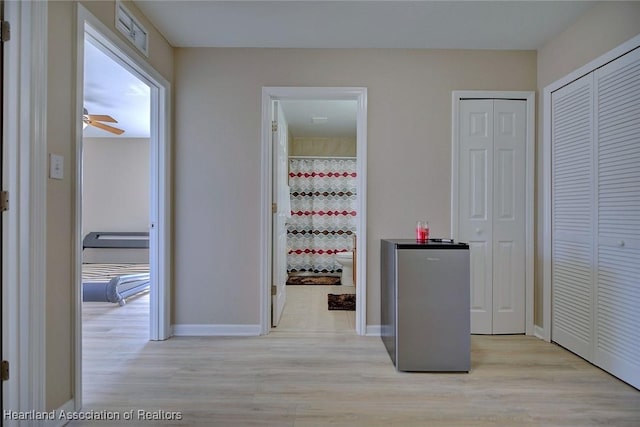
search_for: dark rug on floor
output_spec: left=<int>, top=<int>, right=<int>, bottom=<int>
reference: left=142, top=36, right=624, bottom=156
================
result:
left=328, top=294, right=356, bottom=311
left=287, top=276, right=341, bottom=286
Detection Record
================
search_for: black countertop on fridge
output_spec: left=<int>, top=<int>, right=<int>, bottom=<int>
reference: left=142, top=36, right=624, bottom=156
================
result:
left=382, top=239, right=469, bottom=250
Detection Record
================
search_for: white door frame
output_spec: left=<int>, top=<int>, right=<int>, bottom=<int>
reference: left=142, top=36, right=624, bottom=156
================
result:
left=3, top=0, right=48, bottom=416
left=260, top=87, right=368, bottom=335
left=451, top=90, right=535, bottom=336
left=75, top=4, right=172, bottom=409
left=271, top=100, right=288, bottom=327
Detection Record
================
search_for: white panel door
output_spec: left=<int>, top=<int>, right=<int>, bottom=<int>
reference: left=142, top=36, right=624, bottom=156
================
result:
left=492, top=100, right=526, bottom=333
left=594, top=48, right=640, bottom=389
left=460, top=100, right=494, bottom=334
left=550, top=73, right=595, bottom=361
left=459, top=99, right=526, bottom=334
left=272, top=101, right=288, bottom=326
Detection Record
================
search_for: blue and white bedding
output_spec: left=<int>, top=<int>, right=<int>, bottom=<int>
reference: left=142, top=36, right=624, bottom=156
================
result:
left=82, top=263, right=150, bottom=306
left=82, top=232, right=150, bottom=306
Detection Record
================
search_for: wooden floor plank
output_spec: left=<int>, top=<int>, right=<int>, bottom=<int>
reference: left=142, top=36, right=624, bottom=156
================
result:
left=73, top=291, right=640, bottom=426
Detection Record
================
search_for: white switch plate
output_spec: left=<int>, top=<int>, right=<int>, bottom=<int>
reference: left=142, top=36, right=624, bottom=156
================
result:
left=50, top=154, right=64, bottom=180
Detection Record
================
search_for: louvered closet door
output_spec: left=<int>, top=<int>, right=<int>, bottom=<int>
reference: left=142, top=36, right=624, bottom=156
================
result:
left=551, top=73, right=595, bottom=361
left=594, top=47, right=640, bottom=389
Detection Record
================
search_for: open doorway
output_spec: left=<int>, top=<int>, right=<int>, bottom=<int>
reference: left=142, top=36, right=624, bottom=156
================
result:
left=75, top=5, right=171, bottom=409
left=80, top=34, right=152, bottom=394
left=261, top=87, right=368, bottom=336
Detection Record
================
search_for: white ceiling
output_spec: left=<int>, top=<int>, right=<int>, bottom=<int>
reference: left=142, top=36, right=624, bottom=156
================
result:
left=83, top=39, right=150, bottom=138
left=134, top=0, right=595, bottom=50
left=87, top=1, right=597, bottom=138
left=280, top=100, right=358, bottom=138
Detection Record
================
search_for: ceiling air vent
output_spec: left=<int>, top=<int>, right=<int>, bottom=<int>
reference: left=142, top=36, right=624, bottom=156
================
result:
left=115, top=1, right=148, bottom=56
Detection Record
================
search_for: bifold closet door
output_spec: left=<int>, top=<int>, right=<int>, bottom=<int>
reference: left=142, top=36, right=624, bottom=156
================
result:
left=459, top=99, right=526, bottom=335
left=594, top=48, right=640, bottom=389
left=551, top=73, right=595, bottom=361
left=551, top=46, right=640, bottom=389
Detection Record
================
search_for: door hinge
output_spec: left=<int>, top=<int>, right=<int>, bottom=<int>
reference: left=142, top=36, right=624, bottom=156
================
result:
left=1, top=360, right=8, bottom=381
left=272, top=202, right=277, bottom=214
left=271, top=285, right=277, bottom=296
left=0, top=191, right=8, bottom=212
left=272, top=121, right=277, bottom=132
left=1, top=21, right=10, bottom=43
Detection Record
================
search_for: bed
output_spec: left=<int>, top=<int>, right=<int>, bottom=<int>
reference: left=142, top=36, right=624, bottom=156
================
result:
left=82, top=231, right=150, bottom=306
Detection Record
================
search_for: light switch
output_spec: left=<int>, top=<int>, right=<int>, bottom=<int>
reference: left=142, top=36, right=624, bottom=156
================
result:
left=50, top=154, right=64, bottom=180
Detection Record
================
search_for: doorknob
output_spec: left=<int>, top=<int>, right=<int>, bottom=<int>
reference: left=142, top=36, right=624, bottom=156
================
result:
left=619, top=240, right=625, bottom=247
left=475, top=228, right=482, bottom=234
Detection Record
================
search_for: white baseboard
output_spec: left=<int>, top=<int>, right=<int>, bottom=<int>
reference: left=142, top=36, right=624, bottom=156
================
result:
left=365, top=324, right=381, bottom=336
left=534, top=325, right=548, bottom=341
left=172, top=324, right=262, bottom=336
left=35, top=399, right=74, bottom=427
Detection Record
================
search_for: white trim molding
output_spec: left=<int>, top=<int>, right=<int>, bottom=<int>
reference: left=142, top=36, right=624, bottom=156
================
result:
left=365, top=325, right=382, bottom=337
left=451, top=90, right=536, bottom=336
left=42, top=399, right=75, bottom=427
left=172, top=324, right=262, bottom=337
left=3, top=0, right=48, bottom=419
left=542, top=33, right=640, bottom=344
left=260, top=87, right=368, bottom=336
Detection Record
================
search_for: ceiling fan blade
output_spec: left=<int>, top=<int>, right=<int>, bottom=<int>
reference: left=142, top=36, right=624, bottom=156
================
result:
left=89, top=120, right=125, bottom=135
left=87, top=114, right=117, bottom=123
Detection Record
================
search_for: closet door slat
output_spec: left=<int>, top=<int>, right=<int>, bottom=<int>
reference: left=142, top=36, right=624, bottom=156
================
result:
left=551, top=73, right=595, bottom=360
left=594, top=47, right=640, bottom=390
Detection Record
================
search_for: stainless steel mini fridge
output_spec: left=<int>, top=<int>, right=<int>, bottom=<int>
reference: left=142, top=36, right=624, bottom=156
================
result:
left=381, top=239, right=470, bottom=372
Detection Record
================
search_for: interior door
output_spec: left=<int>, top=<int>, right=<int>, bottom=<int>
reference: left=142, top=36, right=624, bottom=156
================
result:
left=459, top=100, right=494, bottom=334
left=459, top=99, right=526, bottom=334
left=491, top=100, right=526, bottom=334
left=271, top=101, right=288, bottom=326
left=1, top=0, right=5, bottom=409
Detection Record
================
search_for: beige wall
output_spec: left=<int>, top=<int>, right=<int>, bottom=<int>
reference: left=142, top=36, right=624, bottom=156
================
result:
left=535, top=2, right=640, bottom=327
left=45, top=0, right=173, bottom=411
left=82, top=137, right=150, bottom=238
left=41, top=0, right=638, bottom=412
left=537, top=2, right=640, bottom=90
left=290, top=137, right=357, bottom=157
left=81, top=0, right=174, bottom=81
left=174, top=48, right=536, bottom=327
left=46, top=0, right=75, bottom=411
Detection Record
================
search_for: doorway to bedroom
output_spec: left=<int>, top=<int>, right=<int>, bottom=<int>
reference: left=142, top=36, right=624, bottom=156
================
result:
left=80, top=33, right=152, bottom=383
left=76, top=5, right=171, bottom=410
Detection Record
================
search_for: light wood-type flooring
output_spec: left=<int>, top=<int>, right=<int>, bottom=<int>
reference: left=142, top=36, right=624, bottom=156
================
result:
left=275, top=285, right=356, bottom=332
left=75, top=288, right=640, bottom=426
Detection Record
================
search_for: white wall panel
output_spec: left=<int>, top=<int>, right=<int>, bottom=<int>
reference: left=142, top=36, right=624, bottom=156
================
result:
left=469, top=150, right=488, bottom=219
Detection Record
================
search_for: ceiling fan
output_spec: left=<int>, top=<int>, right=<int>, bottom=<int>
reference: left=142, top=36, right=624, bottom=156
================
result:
left=83, top=108, right=125, bottom=135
